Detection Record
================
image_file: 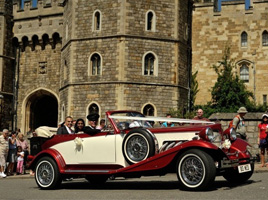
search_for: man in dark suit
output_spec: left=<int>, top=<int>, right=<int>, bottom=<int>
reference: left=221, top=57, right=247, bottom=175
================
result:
left=84, top=113, right=101, bottom=134
left=57, top=116, right=75, bottom=135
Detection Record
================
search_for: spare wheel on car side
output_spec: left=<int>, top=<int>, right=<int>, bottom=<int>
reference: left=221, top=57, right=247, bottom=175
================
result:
left=122, top=128, right=156, bottom=165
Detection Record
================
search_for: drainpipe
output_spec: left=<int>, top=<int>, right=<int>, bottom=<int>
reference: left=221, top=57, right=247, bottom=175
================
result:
left=13, top=46, right=20, bottom=131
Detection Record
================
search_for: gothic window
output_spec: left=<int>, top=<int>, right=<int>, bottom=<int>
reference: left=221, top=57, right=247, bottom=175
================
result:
left=88, top=103, right=99, bottom=115
left=89, top=53, right=101, bottom=76
left=241, top=32, right=247, bottom=47
left=143, top=52, right=158, bottom=76
left=262, top=31, right=268, bottom=46
left=240, top=64, right=249, bottom=82
left=143, top=104, right=155, bottom=116
left=93, top=10, right=101, bottom=31
left=263, top=95, right=267, bottom=105
left=146, top=10, right=156, bottom=31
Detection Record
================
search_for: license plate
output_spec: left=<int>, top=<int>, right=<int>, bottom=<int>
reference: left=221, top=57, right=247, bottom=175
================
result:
left=238, top=164, right=251, bottom=173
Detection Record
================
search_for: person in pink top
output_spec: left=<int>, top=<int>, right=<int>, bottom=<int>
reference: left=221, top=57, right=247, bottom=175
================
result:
left=258, top=114, right=268, bottom=167
left=16, top=133, right=29, bottom=173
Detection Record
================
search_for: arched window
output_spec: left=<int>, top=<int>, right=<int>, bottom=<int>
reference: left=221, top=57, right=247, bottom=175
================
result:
left=89, top=53, right=101, bottom=75
left=146, top=10, right=156, bottom=31
left=22, top=36, right=29, bottom=52
left=93, top=10, right=101, bottom=31
left=262, top=30, right=268, bottom=46
left=88, top=103, right=99, bottom=115
left=240, top=64, right=249, bottom=82
left=42, top=34, right=49, bottom=50
left=143, top=52, right=158, bottom=76
left=241, top=32, right=247, bottom=47
left=52, top=32, right=61, bottom=49
left=32, top=35, right=39, bottom=51
left=143, top=104, right=155, bottom=116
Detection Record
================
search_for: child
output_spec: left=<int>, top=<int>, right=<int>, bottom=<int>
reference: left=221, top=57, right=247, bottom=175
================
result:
left=16, top=146, right=24, bottom=175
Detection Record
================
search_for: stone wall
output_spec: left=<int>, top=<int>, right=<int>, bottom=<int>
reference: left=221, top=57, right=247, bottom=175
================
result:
left=209, top=112, right=263, bottom=156
left=192, top=1, right=268, bottom=105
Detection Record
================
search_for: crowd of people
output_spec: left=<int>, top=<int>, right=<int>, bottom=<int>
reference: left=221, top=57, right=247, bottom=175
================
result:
left=0, top=129, right=29, bottom=178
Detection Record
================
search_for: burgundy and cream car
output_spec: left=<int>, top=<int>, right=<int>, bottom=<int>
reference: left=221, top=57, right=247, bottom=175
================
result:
left=28, top=110, right=255, bottom=190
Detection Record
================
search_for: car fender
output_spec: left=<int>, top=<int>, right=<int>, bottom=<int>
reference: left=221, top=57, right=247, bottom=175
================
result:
left=178, top=139, right=219, bottom=151
left=117, top=139, right=220, bottom=174
left=28, top=148, right=66, bottom=173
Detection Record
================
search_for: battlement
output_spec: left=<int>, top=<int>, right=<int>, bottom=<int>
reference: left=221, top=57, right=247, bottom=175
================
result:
left=13, top=0, right=63, bottom=18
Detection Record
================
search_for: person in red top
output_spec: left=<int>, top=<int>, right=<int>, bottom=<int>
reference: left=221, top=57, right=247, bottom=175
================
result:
left=258, top=114, right=268, bottom=167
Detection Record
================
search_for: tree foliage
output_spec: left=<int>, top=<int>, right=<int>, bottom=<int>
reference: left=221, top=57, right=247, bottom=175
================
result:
left=209, top=47, right=253, bottom=112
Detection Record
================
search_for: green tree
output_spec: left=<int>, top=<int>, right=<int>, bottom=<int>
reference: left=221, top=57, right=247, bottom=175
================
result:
left=210, top=47, right=253, bottom=112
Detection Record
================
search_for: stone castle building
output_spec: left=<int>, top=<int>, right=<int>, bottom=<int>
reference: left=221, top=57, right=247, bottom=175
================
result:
left=193, top=0, right=268, bottom=105
left=0, top=0, right=192, bottom=133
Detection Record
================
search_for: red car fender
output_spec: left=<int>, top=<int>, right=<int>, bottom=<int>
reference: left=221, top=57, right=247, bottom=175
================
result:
left=227, top=138, right=251, bottom=160
left=28, top=148, right=66, bottom=173
left=177, top=139, right=219, bottom=150
left=117, top=139, right=219, bottom=173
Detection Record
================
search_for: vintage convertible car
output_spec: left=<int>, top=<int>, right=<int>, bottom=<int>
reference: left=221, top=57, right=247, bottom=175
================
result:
left=28, top=110, right=255, bottom=190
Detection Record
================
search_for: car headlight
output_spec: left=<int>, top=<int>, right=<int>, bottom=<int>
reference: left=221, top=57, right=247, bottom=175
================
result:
left=230, top=128, right=237, bottom=141
left=206, top=128, right=216, bottom=142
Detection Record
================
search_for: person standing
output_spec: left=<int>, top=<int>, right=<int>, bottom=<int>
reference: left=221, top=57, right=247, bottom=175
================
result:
left=16, top=146, right=24, bottom=175
left=16, top=133, right=29, bottom=174
left=7, top=131, right=17, bottom=176
left=57, top=116, right=74, bottom=134
left=258, top=114, right=268, bottom=167
left=192, top=109, right=210, bottom=122
left=232, top=107, right=248, bottom=140
left=0, top=129, right=9, bottom=178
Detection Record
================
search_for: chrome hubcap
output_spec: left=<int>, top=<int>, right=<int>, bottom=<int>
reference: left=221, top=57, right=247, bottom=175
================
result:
left=126, top=135, right=148, bottom=161
left=181, top=156, right=204, bottom=185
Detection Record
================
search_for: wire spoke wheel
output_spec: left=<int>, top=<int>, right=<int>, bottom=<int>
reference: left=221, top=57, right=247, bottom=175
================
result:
left=37, top=161, right=54, bottom=186
left=35, top=157, right=61, bottom=189
left=126, top=135, right=148, bottom=161
left=123, top=128, right=156, bottom=165
left=176, top=149, right=216, bottom=190
left=180, top=155, right=204, bottom=185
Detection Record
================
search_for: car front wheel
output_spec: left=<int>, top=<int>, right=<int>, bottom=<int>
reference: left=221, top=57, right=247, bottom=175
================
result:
left=176, top=149, right=216, bottom=190
left=223, top=162, right=254, bottom=184
left=35, top=156, right=62, bottom=189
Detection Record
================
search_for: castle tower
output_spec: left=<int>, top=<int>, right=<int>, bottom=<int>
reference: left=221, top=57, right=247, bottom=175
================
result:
left=12, top=0, right=63, bottom=132
left=0, top=0, right=14, bottom=130
left=60, top=0, right=192, bottom=123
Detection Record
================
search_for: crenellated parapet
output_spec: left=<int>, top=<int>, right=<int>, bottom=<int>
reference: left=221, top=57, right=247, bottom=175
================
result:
left=12, top=0, right=63, bottom=50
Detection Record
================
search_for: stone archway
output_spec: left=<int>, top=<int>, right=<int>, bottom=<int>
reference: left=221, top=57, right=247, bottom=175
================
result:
left=25, top=90, right=58, bottom=131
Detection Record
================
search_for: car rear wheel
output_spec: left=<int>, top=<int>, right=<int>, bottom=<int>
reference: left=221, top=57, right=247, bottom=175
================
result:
left=223, top=162, right=254, bottom=184
left=176, top=149, right=216, bottom=190
left=35, top=156, right=62, bottom=189
left=122, top=128, right=155, bottom=165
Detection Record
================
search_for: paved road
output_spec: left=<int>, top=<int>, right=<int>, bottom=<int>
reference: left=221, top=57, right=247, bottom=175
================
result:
left=0, top=172, right=268, bottom=200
